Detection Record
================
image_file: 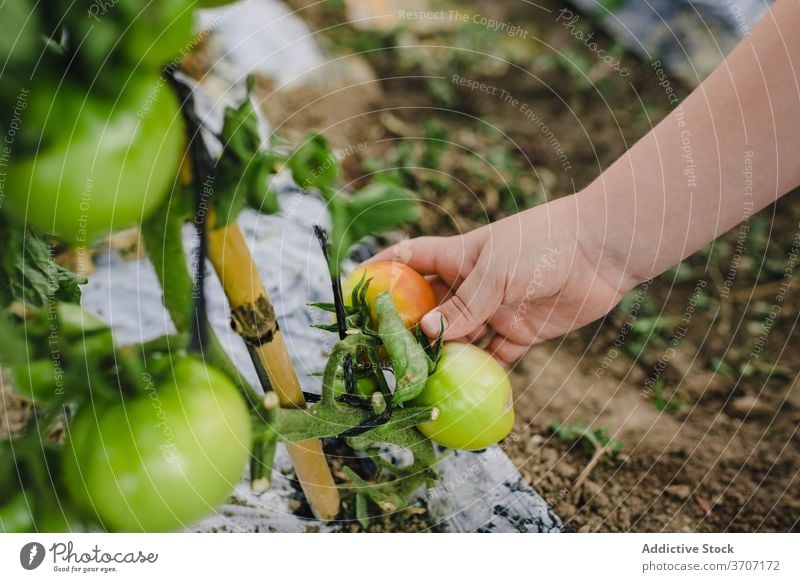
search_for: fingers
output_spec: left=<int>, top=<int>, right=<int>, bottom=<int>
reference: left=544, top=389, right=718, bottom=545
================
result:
left=369, top=235, right=499, bottom=343
left=465, top=323, right=489, bottom=343
left=426, top=276, right=453, bottom=304
left=487, top=335, right=529, bottom=364
left=367, top=237, right=447, bottom=271
left=366, top=236, right=471, bottom=287
left=420, top=256, right=503, bottom=340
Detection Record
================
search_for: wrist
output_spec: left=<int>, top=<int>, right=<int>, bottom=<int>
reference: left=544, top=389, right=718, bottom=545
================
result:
left=573, top=187, right=643, bottom=295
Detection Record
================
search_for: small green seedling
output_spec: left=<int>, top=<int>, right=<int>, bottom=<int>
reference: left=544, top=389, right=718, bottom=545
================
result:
left=549, top=421, right=624, bottom=460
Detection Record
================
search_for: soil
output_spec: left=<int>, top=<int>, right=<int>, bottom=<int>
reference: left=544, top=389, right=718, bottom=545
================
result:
left=268, top=0, right=800, bottom=532
left=508, top=343, right=800, bottom=532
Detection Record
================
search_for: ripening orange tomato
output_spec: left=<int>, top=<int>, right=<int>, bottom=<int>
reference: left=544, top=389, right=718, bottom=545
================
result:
left=343, top=261, right=437, bottom=329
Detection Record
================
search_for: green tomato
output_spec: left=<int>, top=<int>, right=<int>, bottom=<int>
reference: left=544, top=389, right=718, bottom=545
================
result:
left=116, top=0, right=195, bottom=69
left=412, top=342, right=514, bottom=451
left=0, top=0, right=40, bottom=72
left=0, top=492, right=35, bottom=533
left=45, top=0, right=194, bottom=72
left=5, top=72, right=184, bottom=244
left=332, top=373, right=379, bottom=398
left=354, top=376, right=379, bottom=397
left=63, top=356, right=252, bottom=532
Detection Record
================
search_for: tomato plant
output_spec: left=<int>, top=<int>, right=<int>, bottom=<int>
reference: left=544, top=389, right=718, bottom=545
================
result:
left=412, top=342, right=514, bottom=451
left=63, top=356, right=251, bottom=532
left=343, top=261, right=437, bottom=329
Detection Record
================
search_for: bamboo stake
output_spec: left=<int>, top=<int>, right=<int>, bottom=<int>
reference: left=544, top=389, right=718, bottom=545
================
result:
left=206, top=215, right=340, bottom=521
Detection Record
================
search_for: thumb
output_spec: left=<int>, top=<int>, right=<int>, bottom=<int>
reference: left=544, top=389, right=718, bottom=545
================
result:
left=420, top=258, right=502, bottom=340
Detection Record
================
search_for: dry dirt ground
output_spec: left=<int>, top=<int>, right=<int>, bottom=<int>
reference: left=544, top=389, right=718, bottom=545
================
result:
left=509, top=341, right=800, bottom=532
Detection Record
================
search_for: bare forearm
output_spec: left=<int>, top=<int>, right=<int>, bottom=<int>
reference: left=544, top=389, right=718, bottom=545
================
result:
left=578, top=0, right=800, bottom=287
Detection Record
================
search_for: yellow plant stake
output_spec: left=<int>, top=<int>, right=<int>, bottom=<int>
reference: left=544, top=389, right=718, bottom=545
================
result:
left=206, top=215, right=340, bottom=522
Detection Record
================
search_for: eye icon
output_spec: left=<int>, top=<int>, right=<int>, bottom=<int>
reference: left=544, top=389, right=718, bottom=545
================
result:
left=20, top=542, right=46, bottom=570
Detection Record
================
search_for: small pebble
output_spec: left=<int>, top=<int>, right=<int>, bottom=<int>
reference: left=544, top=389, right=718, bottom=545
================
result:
left=729, top=395, right=774, bottom=419
left=556, top=463, right=577, bottom=479
left=665, top=484, right=693, bottom=500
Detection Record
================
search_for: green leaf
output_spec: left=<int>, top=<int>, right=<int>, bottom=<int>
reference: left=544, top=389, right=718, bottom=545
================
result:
left=213, top=76, right=287, bottom=226
left=0, top=215, right=84, bottom=309
left=414, top=321, right=444, bottom=373
left=311, top=323, right=341, bottom=333
left=220, top=76, right=262, bottom=155
left=245, top=159, right=280, bottom=215
left=0, top=314, right=27, bottom=367
left=9, top=359, right=60, bottom=404
left=345, top=182, right=419, bottom=241
left=549, top=421, right=624, bottom=459
left=328, top=182, right=419, bottom=274
left=651, top=379, right=683, bottom=413
left=288, top=132, right=340, bottom=192
left=607, top=438, right=625, bottom=456
left=375, top=293, right=429, bottom=404
left=355, top=491, right=370, bottom=529
left=343, top=272, right=373, bottom=328
left=308, top=301, right=339, bottom=313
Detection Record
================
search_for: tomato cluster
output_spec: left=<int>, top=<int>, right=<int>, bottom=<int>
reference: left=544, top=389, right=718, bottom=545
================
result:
left=0, top=303, right=253, bottom=533
left=343, top=261, right=514, bottom=451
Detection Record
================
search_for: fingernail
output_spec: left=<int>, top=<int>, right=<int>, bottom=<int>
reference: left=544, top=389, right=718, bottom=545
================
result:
left=421, top=311, right=444, bottom=336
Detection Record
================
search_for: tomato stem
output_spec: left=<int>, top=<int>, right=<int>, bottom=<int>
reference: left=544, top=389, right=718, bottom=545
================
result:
left=166, top=71, right=211, bottom=355
left=313, top=225, right=357, bottom=399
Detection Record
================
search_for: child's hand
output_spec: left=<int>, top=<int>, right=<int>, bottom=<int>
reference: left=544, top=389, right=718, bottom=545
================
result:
left=368, top=195, right=634, bottom=363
